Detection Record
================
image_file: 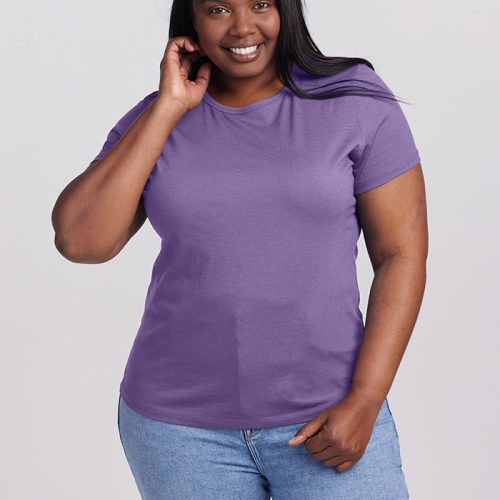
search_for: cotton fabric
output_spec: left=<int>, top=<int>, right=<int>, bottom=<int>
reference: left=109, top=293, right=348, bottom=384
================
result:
left=93, top=61, right=421, bottom=429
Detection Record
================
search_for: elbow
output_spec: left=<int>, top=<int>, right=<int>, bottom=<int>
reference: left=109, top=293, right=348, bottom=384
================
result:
left=51, top=204, right=125, bottom=264
left=53, top=232, right=115, bottom=264
left=53, top=232, right=84, bottom=262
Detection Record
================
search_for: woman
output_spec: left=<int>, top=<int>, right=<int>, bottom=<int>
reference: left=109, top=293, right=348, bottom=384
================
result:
left=52, top=0, right=427, bottom=498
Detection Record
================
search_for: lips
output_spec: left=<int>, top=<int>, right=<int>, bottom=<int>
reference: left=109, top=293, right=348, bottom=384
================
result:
left=222, top=43, right=263, bottom=51
left=222, top=42, right=264, bottom=49
left=221, top=43, right=263, bottom=62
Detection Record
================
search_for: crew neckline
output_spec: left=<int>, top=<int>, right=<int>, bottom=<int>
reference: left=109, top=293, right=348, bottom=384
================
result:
left=202, top=61, right=297, bottom=114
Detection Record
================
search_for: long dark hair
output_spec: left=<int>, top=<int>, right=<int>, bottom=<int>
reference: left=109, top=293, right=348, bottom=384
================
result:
left=169, top=0, right=410, bottom=105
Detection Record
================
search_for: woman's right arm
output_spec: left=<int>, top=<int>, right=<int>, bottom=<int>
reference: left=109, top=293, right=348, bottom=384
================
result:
left=51, top=36, right=211, bottom=264
left=52, top=97, right=186, bottom=264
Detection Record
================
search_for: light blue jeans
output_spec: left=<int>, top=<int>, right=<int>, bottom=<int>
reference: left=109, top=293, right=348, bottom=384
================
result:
left=117, top=394, right=409, bottom=499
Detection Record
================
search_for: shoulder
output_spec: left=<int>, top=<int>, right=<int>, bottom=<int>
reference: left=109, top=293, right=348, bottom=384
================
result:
left=334, top=63, right=395, bottom=101
left=349, top=63, right=396, bottom=101
left=345, top=62, right=386, bottom=84
left=109, top=89, right=159, bottom=135
left=290, top=61, right=387, bottom=93
left=342, top=64, right=403, bottom=130
left=143, top=90, right=159, bottom=102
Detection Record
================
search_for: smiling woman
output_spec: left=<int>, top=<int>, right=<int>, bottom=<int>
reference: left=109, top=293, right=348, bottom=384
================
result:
left=180, top=0, right=407, bottom=106
left=54, top=0, right=426, bottom=498
left=187, top=0, right=285, bottom=106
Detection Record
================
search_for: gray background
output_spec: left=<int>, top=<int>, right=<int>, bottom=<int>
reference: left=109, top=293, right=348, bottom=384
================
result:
left=2, top=0, right=499, bottom=498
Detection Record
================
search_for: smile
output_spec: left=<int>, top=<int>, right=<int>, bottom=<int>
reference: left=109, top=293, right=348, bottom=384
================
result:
left=227, top=45, right=258, bottom=55
left=222, top=43, right=264, bottom=62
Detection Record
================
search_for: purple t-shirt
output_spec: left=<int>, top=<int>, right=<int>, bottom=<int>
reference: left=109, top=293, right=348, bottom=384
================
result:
left=93, top=61, right=421, bottom=429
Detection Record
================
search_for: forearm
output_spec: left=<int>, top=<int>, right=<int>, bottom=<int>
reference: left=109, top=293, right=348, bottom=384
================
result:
left=52, top=96, right=186, bottom=262
left=349, top=254, right=426, bottom=407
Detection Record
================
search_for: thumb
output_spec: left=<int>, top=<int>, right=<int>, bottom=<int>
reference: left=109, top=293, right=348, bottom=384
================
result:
left=195, top=61, right=212, bottom=88
left=288, top=417, right=326, bottom=446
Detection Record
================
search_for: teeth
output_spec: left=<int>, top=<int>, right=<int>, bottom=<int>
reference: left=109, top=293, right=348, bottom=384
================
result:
left=228, top=45, right=259, bottom=55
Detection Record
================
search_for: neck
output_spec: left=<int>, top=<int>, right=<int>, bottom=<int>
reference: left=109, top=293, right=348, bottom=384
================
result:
left=208, top=59, right=292, bottom=104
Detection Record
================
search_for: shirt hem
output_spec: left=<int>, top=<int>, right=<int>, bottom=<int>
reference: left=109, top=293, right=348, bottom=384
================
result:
left=353, top=154, right=421, bottom=195
left=119, top=385, right=345, bottom=429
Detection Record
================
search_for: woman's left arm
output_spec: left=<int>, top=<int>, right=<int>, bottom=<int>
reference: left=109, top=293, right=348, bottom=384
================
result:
left=349, top=162, right=428, bottom=408
left=288, top=163, right=428, bottom=472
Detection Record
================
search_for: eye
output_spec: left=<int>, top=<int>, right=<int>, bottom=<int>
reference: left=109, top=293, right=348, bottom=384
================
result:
left=208, top=6, right=229, bottom=15
left=208, top=2, right=272, bottom=15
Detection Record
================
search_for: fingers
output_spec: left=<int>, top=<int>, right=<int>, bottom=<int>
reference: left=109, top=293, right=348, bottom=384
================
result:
left=177, top=39, right=210, bottom=85
left=306, top=431, right=359, bottom=472
left=305, top=425, right=363, bottom=472
left=163, top=37, right=203, bottom=66
left=160, top=37, right=186, bottom=69
left=288, top=419, right=325, bottom=447
left=305, top=425, right=341, bottom=454
left=160, top=37, right=206, bottom=80
left=193, top=61, right=212, bottom=87
left=179, top=47, right=205, bottom=75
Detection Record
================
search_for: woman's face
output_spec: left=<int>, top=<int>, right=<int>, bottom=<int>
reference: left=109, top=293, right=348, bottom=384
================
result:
left=191, top=0, right=281, bottom=81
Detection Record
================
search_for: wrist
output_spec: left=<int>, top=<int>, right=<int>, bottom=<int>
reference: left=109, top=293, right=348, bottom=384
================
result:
left=349, top=381, right=387, bottom=408
left=151, top=95, right=188, bottom=118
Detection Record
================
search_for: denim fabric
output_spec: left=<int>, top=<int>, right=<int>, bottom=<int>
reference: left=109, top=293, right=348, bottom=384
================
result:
left=117, top=394, right=409, bottom=499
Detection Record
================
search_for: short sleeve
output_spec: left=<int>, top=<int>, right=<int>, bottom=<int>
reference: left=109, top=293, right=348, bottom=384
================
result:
left=92, top=90, right=158, bottom=162
left=351, top=66, right=421, bottom=195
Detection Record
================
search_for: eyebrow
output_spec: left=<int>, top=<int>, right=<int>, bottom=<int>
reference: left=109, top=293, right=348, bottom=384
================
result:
left=196, top=0, right=253, bottom=4
left=195, top=0, right=269, bottom=6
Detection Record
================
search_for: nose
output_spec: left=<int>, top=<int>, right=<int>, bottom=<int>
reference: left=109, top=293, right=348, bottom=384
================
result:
left=227, top=11, right=257, bottom=37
